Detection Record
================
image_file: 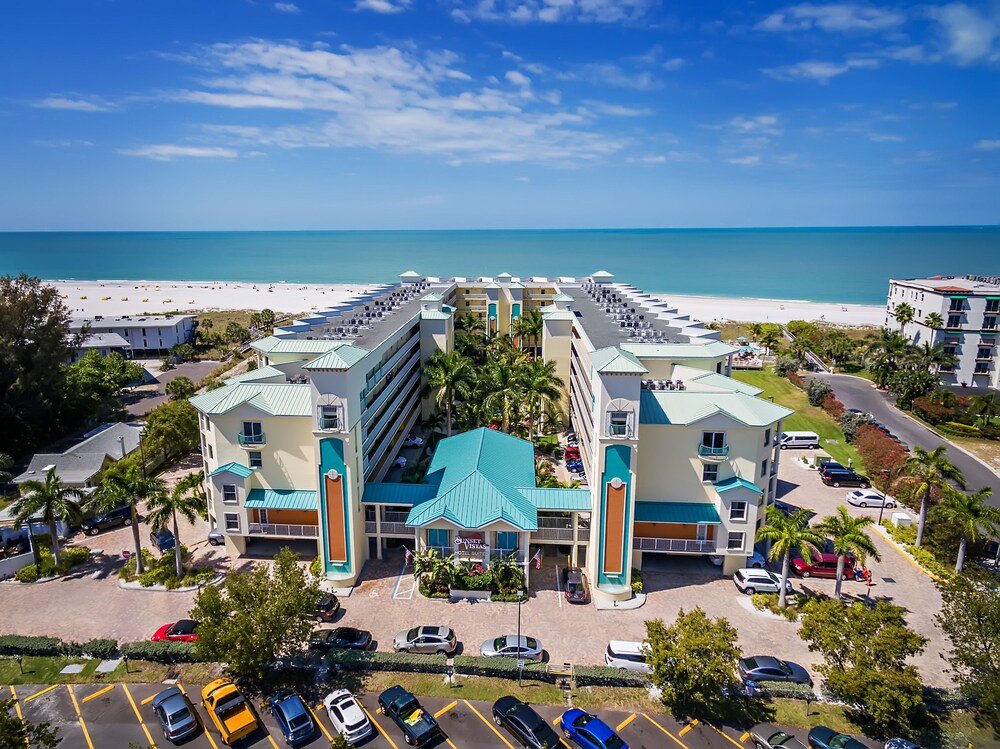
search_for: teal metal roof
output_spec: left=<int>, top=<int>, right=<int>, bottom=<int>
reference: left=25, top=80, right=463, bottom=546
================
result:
left=265, top=339, right=351, bottom=355
left=362, top=483, right=440, bottom=506
left=553, top=292, right=574, bottom=302
left=686, top=371, right=763, bottom=395
left=400, top=270, right=422, bottom=278
left=591, top=270, right=614, bottom=278
left=421, top=293, right=443, bottom=302
left=638, top=389, right=792, bottom=427
left=622, top=341, right=740, bottom=359
left=517, top=487, right=592, bottom=511
left=190, top=383, right=313, bottom=417
left=225, top=365, right=287, bottom=385
left=406, top=428, right=539, bottom=530
left=634, top=501, right=721, bottom=524
left=542, top=310, right=576, bottom=321
left=303, top=344, right=369, bottom=371
left=245, top=489, right=317, bottom=510
left=421, top=310, right=452, bottom=320
left=209, top=462, right=254, bottom=478
left=250, top=336, right=282, bottom=353
left=589, top=347, right=649, bottom=375
left=713, top=477, right=764, bottom=495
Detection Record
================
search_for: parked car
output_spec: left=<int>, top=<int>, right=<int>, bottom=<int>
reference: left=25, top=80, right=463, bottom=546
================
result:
left=378, top=685, right=443, bottom=746
left=563, top=567, right=590, bottom=604
left=846, top=489, right=896, bottom=509
left=492, top=697, right=561, bottom=749
left=733, top=569, right=793, bottom=596
left=792, top=553, right=853, bottom=579
left=564, top=446, right=581, bottom=458
left=739, top=656, right=813, bottom=686
left=150, top=528, right=176, bottom=553
left=207, top=528, right=225, bottom=546
left=817, top=461, right=845, bottom=476
left=885, top=740, right=919, bottom=749
left=820, top=470, right=870, bottom=488
left=393, top=456, right=407, bottom=468
left=748, top=724, right=808, bottom=749
left=807, top=726, right=867, bottom=749
left=151, top=686, right=198, bottom=743
left=604, top=641, right=652, bottom=674
left=392, top=625, right=457, bottom=654
left=80, top=505, right=133, bottom=536
left=150, top=619, right=199, bottom=643
left=568, top=463, right=586, bottom=474
left=268, top=690, right=315, bottom=746
left=312, top=593, right=341, bottom=622
left=324, top=689, right=373, bottom=746
left=559, top=708, right=628, bottom=749
left=480, top=634, right=544, bottom=660
left=403, top=436, right=424, bottom=448
left=310, top=627, right=372, bottom=652
left=201, top=679, right=260, bottom=746
left=709, top=550, right=766, bottom=568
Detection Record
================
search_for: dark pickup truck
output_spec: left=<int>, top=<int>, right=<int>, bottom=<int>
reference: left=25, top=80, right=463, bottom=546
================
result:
left=377, top=685, right=442, bottom=746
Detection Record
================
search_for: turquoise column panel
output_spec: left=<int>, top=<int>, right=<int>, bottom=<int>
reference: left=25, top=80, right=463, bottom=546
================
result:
left=488, top=303, right=497, bottom=337
left=597, top=444, right=632, bottom=588
left=318, top=438, right=352, bottom=576
left=511, top=302, right=521, bottom=330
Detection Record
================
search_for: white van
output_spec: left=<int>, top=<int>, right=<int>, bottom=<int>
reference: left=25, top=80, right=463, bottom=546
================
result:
left=779, top=431, right=820, bottom=449
left=604, top=640, right=652, bottom=674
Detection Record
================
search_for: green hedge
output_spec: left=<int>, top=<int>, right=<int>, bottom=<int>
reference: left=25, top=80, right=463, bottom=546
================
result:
left=756, top=681, right=817, bottom=700
left=0, top=635, right=65, bottom=657
left=453, top=655, right=554, bottom=682
left=574, top=665, right=649, bottom=688
left=119, top=640, right=202, bottom=664
left=325, top=650, right=448, bottom=674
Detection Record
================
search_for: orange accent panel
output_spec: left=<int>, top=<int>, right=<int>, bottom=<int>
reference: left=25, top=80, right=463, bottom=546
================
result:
left=603, top=483, right=626, bottom=575
left=264, top=509, right=318, bottom=525
left=633, top=523, right=715, bottom=540
left=325, top=475, right=347, bottom=563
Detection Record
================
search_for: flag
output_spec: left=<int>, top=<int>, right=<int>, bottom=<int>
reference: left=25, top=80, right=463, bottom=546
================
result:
left=530, top=549, right=542, bottom=569
left=403, top=546, right=412, bottom=566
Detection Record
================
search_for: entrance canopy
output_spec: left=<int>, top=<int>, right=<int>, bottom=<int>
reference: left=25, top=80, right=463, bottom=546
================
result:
left=245, top=489, right=317, bottom=511
left=634, top=501, right=721, bottom=525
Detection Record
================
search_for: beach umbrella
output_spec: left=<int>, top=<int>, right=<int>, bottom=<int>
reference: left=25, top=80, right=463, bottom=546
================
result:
left=736, top=336, right=747, bottom=341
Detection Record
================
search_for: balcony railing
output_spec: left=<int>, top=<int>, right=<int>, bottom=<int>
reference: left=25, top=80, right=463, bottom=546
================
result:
left=381, top=522, right=412, bottom=535
left=633, top=537, right=716, bottom=553
left=318, top=416, right=340, bottom=431
left=532, top=527, right=575, bottom=541
left=248, top=523, right=318, bottom=538
left=698, top=444, right=729, bottom=457
left=383, top=511, right=410, bottom=524
left=365, top=521, right=376, bottom=533
left=238, top=432, right=266, bottom=446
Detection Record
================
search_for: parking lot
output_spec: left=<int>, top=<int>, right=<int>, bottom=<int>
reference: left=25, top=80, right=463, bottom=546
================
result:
left=6, top=680, right=834, bottom=749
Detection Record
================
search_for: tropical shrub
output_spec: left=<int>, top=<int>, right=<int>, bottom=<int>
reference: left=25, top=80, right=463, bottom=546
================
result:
left=853, top=425, right=909, bottom=478
left=631, top=567, right=644, bottom=594
left=840, top=411, right=875, bottom=442
left=804, top=378, right=833, bottom=407
left=119, top=640, right=202, bottom=663
left=821, top=393, right=846, bottom=419
left=774, top=356, right=800, bottom=377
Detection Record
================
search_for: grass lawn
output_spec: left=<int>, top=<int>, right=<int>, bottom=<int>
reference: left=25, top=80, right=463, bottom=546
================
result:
left=733, top=369, right=858, bottom=466
left=0, top=656, right=222, bottom=685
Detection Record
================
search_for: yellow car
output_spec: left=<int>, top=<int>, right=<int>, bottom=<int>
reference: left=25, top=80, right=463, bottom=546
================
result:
left=201, top=678, right=259, bottom=745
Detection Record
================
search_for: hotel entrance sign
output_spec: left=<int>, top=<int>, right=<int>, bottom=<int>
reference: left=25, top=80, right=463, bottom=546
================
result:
left=455, top=533, right=488, bottom=553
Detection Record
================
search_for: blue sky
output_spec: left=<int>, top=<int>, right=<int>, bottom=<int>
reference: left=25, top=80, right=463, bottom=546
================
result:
left=1, top=0, right=998, bottom=230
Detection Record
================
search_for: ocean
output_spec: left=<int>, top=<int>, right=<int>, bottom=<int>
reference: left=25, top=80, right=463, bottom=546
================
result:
left=1, top=226, right=996, bottom=305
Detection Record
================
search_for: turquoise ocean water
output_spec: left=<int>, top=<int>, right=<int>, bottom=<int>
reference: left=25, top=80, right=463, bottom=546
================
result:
left=0, top=227, right=997, bottom=305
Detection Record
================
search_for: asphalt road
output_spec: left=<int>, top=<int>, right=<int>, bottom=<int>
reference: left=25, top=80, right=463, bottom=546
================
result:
left=814, top=373, right=998, bottom=503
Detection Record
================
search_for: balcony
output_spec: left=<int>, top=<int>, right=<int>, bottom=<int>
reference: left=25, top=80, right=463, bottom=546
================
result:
left=248, top=523, right=318, bottom=538
left=532, top=516, right=579, bottom=541
left=633, top=537, right=717, bottom=554
left=318, top=416, right=340, bottom=431
left=238, top=432, right=266, bottom=447
left=697, top=443, right=729, bottom=462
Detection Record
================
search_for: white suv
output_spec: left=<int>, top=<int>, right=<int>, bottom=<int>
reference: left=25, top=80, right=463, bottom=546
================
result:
left=604, top=640, right=652, bottom=674
left=733, top=568, right=793, bottom=595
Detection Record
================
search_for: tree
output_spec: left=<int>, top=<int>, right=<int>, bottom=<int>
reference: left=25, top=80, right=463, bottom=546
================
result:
left=0, top=451, right=12, bottom=485
left=224, top=321, right=251, bottom=345
left=481, top=361, right=525, bottom=433
left=422, top=350, right=474, bottom=435
left=759, top=325, right=782, bottom=353
left=411, top=547, right=455, bottom=595
left=192, top=546, right=320, bottom=683
left=799, top=598, right=926, bottom=737
left=803, top=378, right=833, bottom=407
left=863, top=329, right=910, bottom=387
left=853, top=425, right=908, bottom=481
left=92, top=462, right=165, bottom=576
left=455, top=313, right=485, bottom=335
left=521, top=358, right=564, bottom=438
left=513, top=308, right=543, bottom=351
left=923, top=311, right=944, bottom=329
left=746, top=322, right=763, bottom=342
left=142, top=399, right=200, bottom=464
left=901, top=445, right=966, bottom=547
left=815, top=506, right=881, bottom=599
left=936, top=486, right=1000, bottom=572
left=0, top=275, right=78, bottom=455
left=0, top=696, right=60, bottom=748
left=906, top=341, right=957, bottom=373
left=887, top=368, right=940, bottom=409
left=165, top=376, right=196, bottom=401
left=970, top=392, right=1000, bottom=427
left=937, top=571, right=1000, bottom=730
left=644, top=608, right=741, bottom=719
left=774, top=356, right=800, bottom=377
left=145, top=472, right=205, bottom=578
left=10, top=468, right=83, bottom=567
left=755, top=507, right=826, bottom=608
left=892, top=302, right=915, bottom=332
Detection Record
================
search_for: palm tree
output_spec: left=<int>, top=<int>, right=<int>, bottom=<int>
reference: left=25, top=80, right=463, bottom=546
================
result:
left=91, top=461, right=166, bottom=575
left=902, top=445, right=966, bottom=547
left=864, top=328, right=911, bottom=386
left=746, top=322, right=764, bottom=343
left=923, top=312, right=944, bottom=330
left=144, top=472, right=205, bottom=578
left=755, top=507, right=826, bottom=608
left=455, top=313, right=486, bottom=335
left=892, top=302, right=915, bottom=333
left=815, top=506, right=881, bottom=599
left=10, top=468, right=83, bottom=566
left=970, top=392, right=1000, bottom=427
left=481, top=362, right=525, bottom=433
left=513, top=308, right=544, bottom=352
left=759, top=327, right=781, bottom=354
left=422, top=350, right=474, bottom=436
left=937, top=486, right=1000, bottom=572
left=906, top=341, right=957, bottom=373
left=521, top=359, right=564, bottom=438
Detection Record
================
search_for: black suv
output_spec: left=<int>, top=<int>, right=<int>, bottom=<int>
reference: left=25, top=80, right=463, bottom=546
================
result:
left=820, top=470, right=870, bottom=488
left=312, top=593, right=341, bottom=622
left=81, top=506, right=133, bottom=536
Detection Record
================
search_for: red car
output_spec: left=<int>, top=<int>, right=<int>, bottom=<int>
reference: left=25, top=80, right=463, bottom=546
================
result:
left=791, top=553, right=854, bottom=579
left=151, top=619, right=200, bottom=643
left=564, top=447, right=581, bottom=459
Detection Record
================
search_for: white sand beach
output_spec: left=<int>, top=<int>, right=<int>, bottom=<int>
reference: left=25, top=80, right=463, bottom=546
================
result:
left=49, top=279, right=885, bottom=327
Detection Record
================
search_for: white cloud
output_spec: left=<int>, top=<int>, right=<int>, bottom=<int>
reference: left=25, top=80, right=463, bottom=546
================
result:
left=505, top=70, right=531, bottom=87
left=274, top=2, right=300, bottom=12
left=355, top=0, right=412, bottom=13
left=117, top=145, right=239, bottom=161
left=32, top=96, right=114, bottom=112
left=662, top=57, right=685, bottom=71
left=756, top=3, right=905, bottom=33
left=581, top=100, right=651, bottom=117
left=452, top=0, right=652, bottom=24
left=515, top=176, right=530, bottom=182
left=764, top=58, right=878, bottom=83
left=726, top=155, right=761, bottom=166
left=974, top=139, right=1000, bottom=151
left=555, top=62, right=661, bottom=91
left=31, top=139, right=95, bottom=148
left=869, top=133, right=904, bottom=142
left=720, top=115, right=783, bottom=135
left=926, top=3, right=1000, bottom=65
left=627, top=151, right=699, bottom=164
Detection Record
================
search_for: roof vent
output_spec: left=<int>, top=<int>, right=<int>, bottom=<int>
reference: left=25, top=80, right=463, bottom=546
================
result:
left=42, top=464, right=56, bottom=472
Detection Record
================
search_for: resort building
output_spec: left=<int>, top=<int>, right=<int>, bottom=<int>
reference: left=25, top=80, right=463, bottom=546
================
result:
left=70, top=313, right=196, bottom=357
left=886, top=275, right=1000, bottom=390
left=191, top=271, right=792, bottom=604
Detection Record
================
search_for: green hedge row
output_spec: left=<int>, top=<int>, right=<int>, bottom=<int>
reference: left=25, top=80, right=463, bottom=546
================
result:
left=325, top=649, right=448, bottom=674
left=119, top=641, right=202, bottom=664
left=574, top=665, right=649, bottom=688
left=0, top=634, right=202, bottom=664
left=452, top=655, right=554, bottom=682
left=755, top=681, right=817, bottom=700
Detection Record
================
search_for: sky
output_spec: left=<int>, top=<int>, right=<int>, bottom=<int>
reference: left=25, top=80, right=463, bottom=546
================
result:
left=1, top=0, right=998, bottom=230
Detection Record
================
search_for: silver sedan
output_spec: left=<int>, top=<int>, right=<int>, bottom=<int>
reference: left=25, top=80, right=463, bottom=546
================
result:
left=479, top=634, right=544, bottom=661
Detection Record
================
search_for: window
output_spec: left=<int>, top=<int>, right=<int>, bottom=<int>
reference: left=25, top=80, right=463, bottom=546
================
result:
left=760, top=460, right=768, bottom=479
left=985, top=317, right=998, bottom=330
left=142, top=327, right=147, bottom=336
left=702, top=431, right=726, bottom=449
left=224, top=513, right=240, bottom=532
left=248, top=451, right=262, bottom=468
left=319, top=406, right=340, bottom=431
left=947, top=314, right=962, bottom=328
left=730, top=501, right=747, bottom=521
left=987, top=299, right=1000, bottom=313
left=975, top=362, right=990, bottom=374
left=609, top=411, right=629, bottom=437
left=206, top=444, right=214, bottom=460
left=496, top=531, right=518, bottom=551
left=764, top=428, right=771, bottom=447
left=702, top=463, right=719, bottom=482
left=943, top=345, right=957, bottom=356
left=222, top=485, right=238, bottom=504
left=978, top=348, right=993, bottom=360
left=949, top=298, right=964, bottom=311
left=427, top=528, right=450, bottom=549
left=727, top=532, right=745, bottom=551
left=241, top=421, right=264, bottom=444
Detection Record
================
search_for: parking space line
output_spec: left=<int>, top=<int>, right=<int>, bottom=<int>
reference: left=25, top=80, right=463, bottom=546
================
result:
left=434, top=700, right=458, bottom=718
left=444, top=739, right=458, bottom=749
left=66, top=685, right=96, bottom=749
left=705, top=721, right=746, bottom=748
left=141, top=693, right=157, bottom=705
left=265, top=729, right=280, bottom=749
left=391, top=560, right=414, bottom=600
left=678, top=718, right=699, bottom=737
left=642, top=713, right=688, bottom=748
left=554, top=566, right=563, bottom=608
left=9, top=686, right=28, bottom=744
left=361, top=705, right=399, bottom=749
left=22, top=685, right=59, bottom=704
left=82, top=685, right=116, bottom=704
left=307, top=703, right=334, bottom=742
left=741, top=731, right=751, bottom=742
left=122, top=683, right=159, bottom=748
left=616, top=714, right=637, bottom=732
left=462, top=699, right=515, bottom=749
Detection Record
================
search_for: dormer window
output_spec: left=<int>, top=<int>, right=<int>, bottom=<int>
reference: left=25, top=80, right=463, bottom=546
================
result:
left=609, top=411, right=630, bottom=438
left=319, top=405, right=341, bottom=431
